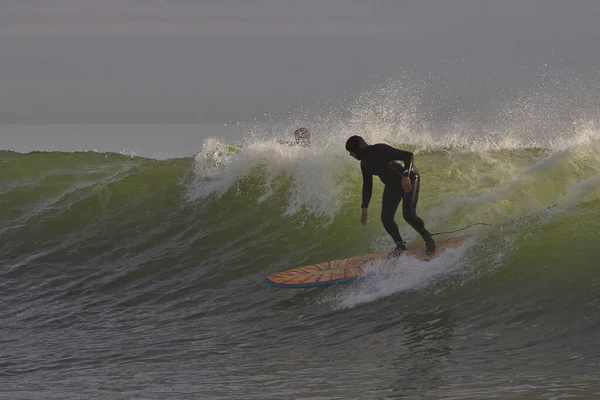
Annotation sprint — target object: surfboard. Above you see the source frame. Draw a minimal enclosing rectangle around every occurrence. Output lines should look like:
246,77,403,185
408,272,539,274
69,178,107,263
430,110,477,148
264,235,470,288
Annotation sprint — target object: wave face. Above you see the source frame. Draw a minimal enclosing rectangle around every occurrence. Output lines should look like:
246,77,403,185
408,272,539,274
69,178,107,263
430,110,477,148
2,77,600,398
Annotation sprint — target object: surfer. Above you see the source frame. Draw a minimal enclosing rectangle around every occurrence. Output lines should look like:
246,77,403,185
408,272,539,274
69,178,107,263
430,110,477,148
293,127,310,147
278,127,311,147
345,135,435,257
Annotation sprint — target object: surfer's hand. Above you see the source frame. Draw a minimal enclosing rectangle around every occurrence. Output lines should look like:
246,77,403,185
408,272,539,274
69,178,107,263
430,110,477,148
401,176,412,192
361,208,368,225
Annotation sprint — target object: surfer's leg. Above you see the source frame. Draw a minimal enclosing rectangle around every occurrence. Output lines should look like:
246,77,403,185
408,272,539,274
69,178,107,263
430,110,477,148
402,175,436,255
381,185,404,247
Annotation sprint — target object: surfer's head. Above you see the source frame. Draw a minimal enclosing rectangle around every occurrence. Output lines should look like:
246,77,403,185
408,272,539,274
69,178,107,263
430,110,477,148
294,128,310,147
345,135,368,159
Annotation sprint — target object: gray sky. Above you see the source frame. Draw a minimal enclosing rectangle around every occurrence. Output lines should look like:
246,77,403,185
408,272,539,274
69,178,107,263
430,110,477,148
2,0,600,124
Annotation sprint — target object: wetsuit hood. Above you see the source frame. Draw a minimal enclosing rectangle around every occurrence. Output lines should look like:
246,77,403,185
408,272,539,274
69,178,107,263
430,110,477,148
345,135,369,159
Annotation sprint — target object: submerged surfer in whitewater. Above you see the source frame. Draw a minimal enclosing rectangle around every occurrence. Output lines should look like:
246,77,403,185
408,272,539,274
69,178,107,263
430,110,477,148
227,127,310,153
345,135,435,258
277,127,311,147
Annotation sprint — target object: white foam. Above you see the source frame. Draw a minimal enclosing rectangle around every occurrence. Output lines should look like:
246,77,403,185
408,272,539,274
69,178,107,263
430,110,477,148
188,74,600,221
327,238,475,309
187,135,356,219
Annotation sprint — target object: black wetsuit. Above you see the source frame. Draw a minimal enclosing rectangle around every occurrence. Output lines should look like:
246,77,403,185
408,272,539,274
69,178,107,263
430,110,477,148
357,143,432,246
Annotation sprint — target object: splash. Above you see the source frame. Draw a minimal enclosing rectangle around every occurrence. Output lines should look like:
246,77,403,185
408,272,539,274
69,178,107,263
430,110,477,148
188,135,355,218
326,238,475,309
190,69,600,222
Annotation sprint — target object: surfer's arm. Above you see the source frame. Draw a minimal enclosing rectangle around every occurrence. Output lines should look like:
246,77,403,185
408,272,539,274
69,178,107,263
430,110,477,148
360,160,373,208
389,148,414,176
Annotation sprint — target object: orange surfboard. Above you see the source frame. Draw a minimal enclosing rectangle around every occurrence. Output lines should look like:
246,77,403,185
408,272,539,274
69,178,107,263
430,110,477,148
264,235,470,288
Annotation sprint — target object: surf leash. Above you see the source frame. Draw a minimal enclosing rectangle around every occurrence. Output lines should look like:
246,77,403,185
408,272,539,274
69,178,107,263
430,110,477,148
430,222,493,236
430,204,557,237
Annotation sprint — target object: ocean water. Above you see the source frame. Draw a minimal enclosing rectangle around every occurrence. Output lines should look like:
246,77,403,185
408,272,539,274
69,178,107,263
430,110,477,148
2,77,600,399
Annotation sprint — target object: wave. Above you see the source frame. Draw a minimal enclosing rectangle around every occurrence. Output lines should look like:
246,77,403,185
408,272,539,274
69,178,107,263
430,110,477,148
2,71,600,317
